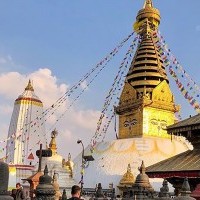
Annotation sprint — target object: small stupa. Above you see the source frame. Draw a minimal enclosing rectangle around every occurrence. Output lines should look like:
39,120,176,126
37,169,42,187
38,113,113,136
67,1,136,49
34,129,76,196
118,164,135,195
174,178,195,200
133,161,154,192
158,179,171,199
35,165,55,199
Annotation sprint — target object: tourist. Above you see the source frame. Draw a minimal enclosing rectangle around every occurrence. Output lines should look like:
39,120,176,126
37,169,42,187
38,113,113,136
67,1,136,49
11,189,17,199
68,185,81,200
15,183,25,200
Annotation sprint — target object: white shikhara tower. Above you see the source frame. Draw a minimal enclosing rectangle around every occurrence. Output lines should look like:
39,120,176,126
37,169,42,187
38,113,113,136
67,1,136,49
6,80,46,165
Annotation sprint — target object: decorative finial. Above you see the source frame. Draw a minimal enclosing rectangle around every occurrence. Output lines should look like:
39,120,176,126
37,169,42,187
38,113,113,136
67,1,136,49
143,0,153,8
25,79,34,91
134,0,160,33
51,129,58,138
44,165,48,175
53,171,58,182
68,153,71,161
127,163,131,173
49,129,58,155
138,160,146,174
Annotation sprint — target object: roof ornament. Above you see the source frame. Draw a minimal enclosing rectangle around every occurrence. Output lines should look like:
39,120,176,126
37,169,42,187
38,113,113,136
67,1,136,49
68,153,71,161
143,0,153,8
25,79,34,91
51,129,58,138
138,160,146,174
49,129,58,155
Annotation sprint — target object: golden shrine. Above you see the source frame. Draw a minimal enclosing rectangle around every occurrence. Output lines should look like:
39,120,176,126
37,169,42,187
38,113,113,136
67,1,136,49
119,164,135,186
116,0,178,139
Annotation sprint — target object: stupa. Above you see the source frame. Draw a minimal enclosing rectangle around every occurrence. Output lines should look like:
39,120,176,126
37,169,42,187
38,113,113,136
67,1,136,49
158,179,170,199
73,0,190,192
34,129,76,196
118,164,135,195
35,165,55,199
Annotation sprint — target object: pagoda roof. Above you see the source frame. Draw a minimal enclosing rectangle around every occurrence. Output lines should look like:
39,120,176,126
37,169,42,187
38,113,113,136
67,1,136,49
167,114,200,134
146,149,200,177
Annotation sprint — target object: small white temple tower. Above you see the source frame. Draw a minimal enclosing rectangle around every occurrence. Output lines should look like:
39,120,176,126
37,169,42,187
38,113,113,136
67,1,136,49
6,80,46,165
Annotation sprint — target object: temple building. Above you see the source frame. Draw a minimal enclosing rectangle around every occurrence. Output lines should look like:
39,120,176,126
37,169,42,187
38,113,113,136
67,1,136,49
3,80,76,194
4,80,46,191
6,80,46,165
73,0,190,192
146,113,200,198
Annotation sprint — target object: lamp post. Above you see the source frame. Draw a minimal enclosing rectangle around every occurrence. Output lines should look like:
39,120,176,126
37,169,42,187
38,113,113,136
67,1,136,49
77,139,94,196
77,139,85,196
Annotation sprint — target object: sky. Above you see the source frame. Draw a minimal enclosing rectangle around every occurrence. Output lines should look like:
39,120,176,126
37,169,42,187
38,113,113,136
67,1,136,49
0,0,200,159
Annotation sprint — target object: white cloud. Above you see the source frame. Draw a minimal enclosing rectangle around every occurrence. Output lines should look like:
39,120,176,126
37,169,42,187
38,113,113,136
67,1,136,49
0,68,100,159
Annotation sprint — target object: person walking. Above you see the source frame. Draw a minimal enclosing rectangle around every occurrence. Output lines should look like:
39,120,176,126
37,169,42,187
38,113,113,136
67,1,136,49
15,183,25,200
68,185,81,200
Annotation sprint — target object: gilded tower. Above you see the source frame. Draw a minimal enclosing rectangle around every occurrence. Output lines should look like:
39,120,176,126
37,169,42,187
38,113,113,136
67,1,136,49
116,0,177,139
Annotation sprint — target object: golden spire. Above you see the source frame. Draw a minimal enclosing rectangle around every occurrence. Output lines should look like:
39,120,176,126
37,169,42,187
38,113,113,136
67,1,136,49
134,0,160,34
116,0,177,139
119,164,135,185
25,79,34,91
49,129,58,155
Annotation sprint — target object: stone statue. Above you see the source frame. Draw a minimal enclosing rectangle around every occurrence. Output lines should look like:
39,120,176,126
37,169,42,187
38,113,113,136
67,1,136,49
52,171,61,200
95,183,104,198
61,189,67,200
